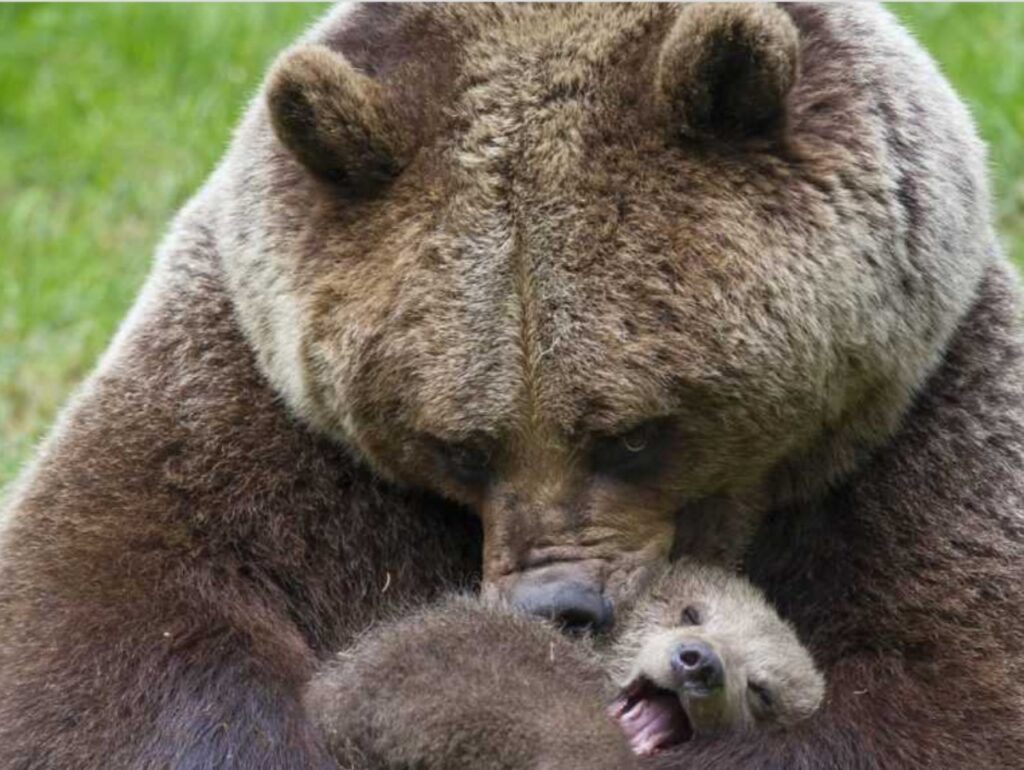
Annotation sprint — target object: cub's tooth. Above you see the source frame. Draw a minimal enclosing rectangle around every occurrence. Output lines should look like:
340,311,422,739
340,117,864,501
607,696,629,719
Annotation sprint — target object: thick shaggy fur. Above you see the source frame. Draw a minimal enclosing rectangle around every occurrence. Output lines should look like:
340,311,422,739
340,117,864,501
305,599,633,770
2,4,1023,768
308,564,825,768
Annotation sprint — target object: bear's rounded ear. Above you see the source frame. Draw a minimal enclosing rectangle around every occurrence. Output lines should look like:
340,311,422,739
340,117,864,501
266,44,409,191
657,4,799,141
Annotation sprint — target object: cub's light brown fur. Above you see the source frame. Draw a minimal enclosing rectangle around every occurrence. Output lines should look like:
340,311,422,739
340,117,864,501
305,598,634,770
2,3,1023,768
306,564,825,768
608,564,824,750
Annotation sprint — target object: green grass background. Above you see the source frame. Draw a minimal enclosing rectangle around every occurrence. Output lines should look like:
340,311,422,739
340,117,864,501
1,4,1023,487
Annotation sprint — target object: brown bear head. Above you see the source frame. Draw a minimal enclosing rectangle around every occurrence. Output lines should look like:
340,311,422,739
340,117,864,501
218,4,989,628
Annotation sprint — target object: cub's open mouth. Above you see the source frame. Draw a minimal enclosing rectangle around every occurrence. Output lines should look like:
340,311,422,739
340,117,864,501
608,677,693,756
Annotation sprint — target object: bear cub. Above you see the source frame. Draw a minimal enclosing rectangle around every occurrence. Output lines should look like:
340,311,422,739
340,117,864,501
605,564,825,756
305,562,825,767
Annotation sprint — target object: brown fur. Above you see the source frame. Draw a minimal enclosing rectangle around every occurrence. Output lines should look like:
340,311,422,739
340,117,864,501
305,598,633,770
608,563,824,740
656,4,799,139
1,3,1022,768
230,1,994,613
267,44,411,190
308,563,824,768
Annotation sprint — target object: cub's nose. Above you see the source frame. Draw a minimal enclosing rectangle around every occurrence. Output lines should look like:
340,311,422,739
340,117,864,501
671,641,724,691
511,580,614,633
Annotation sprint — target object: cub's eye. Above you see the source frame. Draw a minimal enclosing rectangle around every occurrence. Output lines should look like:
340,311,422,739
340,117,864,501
591,419,672,479
432,442,493,487
680,604,703,626
748,681,775,712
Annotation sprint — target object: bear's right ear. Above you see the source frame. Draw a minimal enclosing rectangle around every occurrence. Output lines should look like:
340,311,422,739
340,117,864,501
266,44,409,191
657,4,799,141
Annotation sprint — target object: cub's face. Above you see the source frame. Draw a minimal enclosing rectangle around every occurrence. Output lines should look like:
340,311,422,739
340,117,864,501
226,4,983,626
608,565,824,755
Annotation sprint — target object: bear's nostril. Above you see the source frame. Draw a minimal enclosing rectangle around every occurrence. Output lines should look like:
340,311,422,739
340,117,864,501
680,649,702,668
511,580,614,634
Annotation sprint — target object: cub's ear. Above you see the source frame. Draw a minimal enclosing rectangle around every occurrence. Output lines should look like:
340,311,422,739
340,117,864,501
657,4,799,141
266,44,410,190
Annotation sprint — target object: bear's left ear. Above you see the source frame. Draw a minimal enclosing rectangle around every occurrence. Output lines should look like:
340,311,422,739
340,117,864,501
266,44,411,191
656,4,799,141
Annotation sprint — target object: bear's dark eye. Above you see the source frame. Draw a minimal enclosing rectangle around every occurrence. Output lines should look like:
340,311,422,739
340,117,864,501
591,418,672,479
680,604,703,626
748,681,775,711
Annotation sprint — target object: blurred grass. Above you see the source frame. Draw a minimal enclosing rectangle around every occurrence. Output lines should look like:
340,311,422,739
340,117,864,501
1,4,1023,487
0,5,326,484
890,4,1024,268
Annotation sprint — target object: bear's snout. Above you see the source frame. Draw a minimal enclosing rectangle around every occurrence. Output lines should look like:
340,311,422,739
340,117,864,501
510,578,613,634
671,641,724,692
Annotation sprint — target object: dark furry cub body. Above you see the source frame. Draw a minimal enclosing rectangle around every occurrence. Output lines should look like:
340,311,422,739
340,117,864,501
2,4,1024,769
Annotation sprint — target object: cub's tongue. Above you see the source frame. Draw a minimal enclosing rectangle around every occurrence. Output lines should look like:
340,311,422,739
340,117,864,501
608,682,692,757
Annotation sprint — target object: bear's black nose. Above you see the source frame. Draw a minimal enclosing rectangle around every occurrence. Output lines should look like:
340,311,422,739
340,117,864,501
671,641,724,691
512,580,614,634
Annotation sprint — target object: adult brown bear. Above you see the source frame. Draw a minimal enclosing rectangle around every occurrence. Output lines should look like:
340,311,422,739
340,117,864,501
2,3,1023,768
